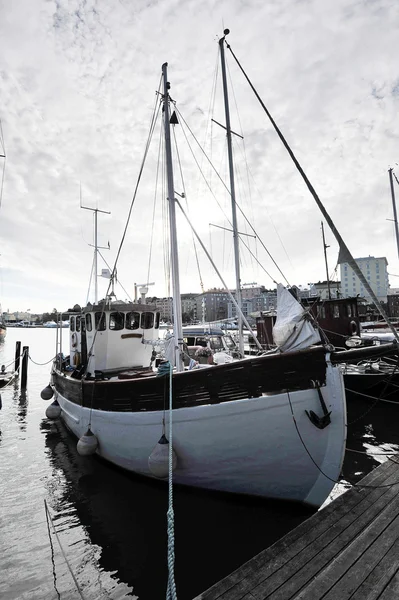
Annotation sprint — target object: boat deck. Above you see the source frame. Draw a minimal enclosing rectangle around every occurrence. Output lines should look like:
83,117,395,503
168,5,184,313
193,456,399,600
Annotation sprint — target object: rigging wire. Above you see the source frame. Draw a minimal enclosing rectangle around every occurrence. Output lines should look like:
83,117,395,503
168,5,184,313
225,39,399,340
177,109,278,285
83,76,163,423
226,51,258,274
172,126,205,293
97,250,132,301
85,255,95,306
147,115,164,292
44,500,86,600
175,106,290,286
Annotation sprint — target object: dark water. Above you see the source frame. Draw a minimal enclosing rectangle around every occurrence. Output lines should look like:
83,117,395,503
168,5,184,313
1,328,398,600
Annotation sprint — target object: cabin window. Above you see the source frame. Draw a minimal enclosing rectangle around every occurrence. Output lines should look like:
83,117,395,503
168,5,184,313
224,336,236,349
209,336,223,350
70,316,75,332
195,337,208,348
126,311,140,330
155,312,160,329
351,303,357,317
80,317,86,333
184,336,196,346
347,304,352,318
76,317,81,332
95,312,106,331
109,312,125,331
86,314,92,332
333,304,340,318
317,306,326,319
141,312,154,329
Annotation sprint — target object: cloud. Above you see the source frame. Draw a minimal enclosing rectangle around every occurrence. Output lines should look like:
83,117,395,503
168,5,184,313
1,0,399,311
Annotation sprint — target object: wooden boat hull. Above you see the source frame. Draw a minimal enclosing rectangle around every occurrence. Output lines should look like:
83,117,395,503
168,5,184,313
52,353,346,508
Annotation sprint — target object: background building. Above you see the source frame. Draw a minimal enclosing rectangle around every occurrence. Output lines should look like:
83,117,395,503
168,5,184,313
181,293,198,323
194,289,230,322
339,256,389,302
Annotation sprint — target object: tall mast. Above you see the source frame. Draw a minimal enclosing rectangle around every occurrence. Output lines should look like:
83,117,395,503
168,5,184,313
219,29,244,356
321,221,331,300
162,63,184,372
81,202,111,303
388,168,399,260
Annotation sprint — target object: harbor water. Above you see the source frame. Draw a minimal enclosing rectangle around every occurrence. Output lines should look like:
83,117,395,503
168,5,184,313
1,327,398,600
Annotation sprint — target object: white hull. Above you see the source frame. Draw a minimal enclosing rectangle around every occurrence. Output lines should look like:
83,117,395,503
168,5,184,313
54,361,346,508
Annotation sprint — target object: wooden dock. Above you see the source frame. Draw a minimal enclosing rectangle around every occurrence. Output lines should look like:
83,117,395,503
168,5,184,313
193,456,399,600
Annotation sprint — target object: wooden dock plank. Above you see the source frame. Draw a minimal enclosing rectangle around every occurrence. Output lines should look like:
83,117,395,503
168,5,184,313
293,511,399,600
194,457,399,600
224,463,399,600
250,478,399,600
350,538,399,600
196,460,399,600
378,572,399,600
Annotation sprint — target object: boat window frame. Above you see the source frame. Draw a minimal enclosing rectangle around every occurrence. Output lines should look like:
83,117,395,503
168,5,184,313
224,335,237,349
76,317,81,332
95,311,106,331
155,312,160,329
70,316,75,332
126,311,140,330
208,335,224,350
141,312,154,330
86,314,92,332
109,311,125,331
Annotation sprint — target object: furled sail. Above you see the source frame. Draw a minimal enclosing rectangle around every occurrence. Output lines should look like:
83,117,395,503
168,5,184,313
273,284,321,352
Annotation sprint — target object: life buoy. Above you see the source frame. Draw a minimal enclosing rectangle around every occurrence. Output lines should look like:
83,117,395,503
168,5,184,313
71,333,78,348
349,320,358,336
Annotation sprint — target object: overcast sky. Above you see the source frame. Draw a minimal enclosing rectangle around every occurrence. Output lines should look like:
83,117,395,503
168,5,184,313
1,0,399,313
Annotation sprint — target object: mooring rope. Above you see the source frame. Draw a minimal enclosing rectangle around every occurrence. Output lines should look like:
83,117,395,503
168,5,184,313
346,387,399,405
286,390,399,490
166,361,177,600
28,352,57,366
44,500,86,600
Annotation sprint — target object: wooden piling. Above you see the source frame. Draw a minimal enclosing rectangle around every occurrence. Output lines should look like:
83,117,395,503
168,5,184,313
21,346,29,390
15,341,21,374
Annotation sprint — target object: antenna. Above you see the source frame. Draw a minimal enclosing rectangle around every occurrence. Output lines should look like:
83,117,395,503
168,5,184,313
81,191,111,303
134,282,155,304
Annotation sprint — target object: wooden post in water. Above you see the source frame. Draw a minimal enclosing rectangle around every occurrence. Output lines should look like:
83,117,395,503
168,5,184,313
15,341,21,375
21,346,29,390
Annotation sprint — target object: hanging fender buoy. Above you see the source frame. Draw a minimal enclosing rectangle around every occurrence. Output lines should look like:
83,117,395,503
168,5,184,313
148,433,177,479
71,333,78,348
349,320,358,336
46,399,61,420
77,428,98,456
41,384,54,400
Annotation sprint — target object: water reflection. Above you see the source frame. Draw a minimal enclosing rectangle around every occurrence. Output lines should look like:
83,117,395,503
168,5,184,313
344,397,399,483
42,418,314,600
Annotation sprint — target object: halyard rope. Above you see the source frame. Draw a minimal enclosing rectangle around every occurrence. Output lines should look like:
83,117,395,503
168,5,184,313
166,361,177,600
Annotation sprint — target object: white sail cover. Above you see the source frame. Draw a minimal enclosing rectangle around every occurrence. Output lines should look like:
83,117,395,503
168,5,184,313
273,284,321,352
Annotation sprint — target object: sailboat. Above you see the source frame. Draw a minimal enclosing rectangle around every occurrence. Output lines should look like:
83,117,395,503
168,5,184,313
44,35,393,509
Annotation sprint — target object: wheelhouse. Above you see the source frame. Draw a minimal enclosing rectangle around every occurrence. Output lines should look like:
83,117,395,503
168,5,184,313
69,302,161,373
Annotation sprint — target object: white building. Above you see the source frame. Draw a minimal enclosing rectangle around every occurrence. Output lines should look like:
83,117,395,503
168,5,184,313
339,256,389,302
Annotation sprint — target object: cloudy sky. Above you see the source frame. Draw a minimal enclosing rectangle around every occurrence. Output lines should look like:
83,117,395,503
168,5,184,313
1,0,399,313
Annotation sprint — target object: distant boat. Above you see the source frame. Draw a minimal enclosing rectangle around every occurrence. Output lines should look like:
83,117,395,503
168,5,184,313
0,308,7,341
44,321,58,328
0,320,6,342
